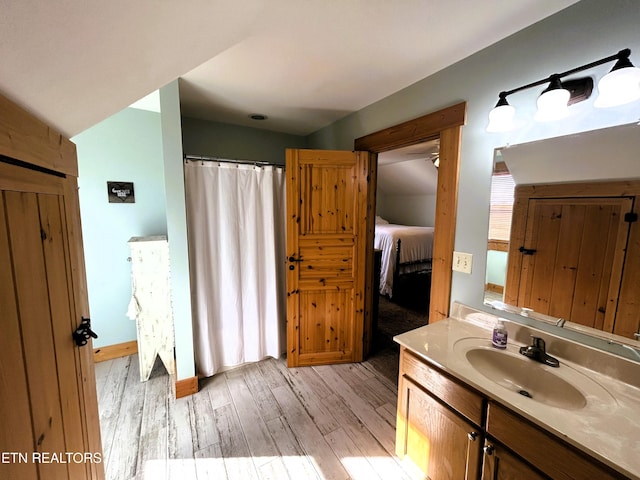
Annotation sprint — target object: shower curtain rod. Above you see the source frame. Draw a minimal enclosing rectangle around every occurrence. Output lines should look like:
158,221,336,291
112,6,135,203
184,154,284,168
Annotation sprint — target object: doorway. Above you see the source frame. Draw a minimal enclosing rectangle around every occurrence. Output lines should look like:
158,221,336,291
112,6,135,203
355,102,465,329
374,138,439,343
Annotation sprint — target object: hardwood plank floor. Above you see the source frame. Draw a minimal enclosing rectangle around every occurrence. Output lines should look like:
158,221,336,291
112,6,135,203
96,348,420,480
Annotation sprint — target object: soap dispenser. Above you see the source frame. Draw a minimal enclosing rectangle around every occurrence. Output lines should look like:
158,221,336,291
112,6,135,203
492,318,508,349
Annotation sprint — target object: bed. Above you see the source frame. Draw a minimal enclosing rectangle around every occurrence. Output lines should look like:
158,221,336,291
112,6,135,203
374,218,435,297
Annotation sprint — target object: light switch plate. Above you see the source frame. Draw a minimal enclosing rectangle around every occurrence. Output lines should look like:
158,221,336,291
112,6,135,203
452,251,473,274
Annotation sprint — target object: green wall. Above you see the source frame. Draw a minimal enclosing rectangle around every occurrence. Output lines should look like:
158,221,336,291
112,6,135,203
74,107,166,348
486,251,507,288
309,0,640,348
160,81,195,381
181,116,308,163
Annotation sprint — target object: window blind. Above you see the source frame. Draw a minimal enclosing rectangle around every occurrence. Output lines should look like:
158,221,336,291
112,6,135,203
488,163,515,242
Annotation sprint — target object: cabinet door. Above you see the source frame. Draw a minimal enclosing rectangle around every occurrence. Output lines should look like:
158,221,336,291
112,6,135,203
397,377,481,479
482,441,548,480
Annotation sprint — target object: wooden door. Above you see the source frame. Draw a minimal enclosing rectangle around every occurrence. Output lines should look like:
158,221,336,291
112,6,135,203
507,197,632,331
0,161,103,479
397,377,481,479
0,93,103,479
286,149,373,367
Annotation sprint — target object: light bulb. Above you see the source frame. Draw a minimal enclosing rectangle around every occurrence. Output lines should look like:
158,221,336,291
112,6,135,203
535,88,570,122
594,66,640,108
486,104,516,132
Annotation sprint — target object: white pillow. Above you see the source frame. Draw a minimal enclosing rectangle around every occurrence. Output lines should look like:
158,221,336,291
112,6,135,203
375,216,389,225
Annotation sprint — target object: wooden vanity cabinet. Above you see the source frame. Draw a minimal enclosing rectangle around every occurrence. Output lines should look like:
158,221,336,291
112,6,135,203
396,348,484,479
397,347,628,480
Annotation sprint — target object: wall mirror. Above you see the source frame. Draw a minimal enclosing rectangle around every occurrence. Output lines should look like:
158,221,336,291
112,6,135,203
484,122,640,347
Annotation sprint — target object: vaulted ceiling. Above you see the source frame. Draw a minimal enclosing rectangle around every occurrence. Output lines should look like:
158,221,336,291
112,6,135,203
378,139,440,195
1,1,579,138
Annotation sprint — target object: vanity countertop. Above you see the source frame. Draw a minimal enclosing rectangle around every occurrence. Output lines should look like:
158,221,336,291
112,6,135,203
394,306,640,479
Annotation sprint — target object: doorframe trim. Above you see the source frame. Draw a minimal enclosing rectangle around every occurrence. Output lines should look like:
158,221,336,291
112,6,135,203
354,102,466,323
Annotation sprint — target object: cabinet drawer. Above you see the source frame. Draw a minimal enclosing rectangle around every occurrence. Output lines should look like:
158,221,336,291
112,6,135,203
486,402,624,480
400,348,484,426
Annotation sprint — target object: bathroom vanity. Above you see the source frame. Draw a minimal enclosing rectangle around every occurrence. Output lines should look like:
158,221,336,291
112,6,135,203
394,304,640,479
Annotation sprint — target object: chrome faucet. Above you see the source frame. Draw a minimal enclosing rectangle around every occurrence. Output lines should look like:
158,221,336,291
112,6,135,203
519,336,560,368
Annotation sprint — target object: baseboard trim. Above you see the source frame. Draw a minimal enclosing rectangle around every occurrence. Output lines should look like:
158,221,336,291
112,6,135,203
175,376,199,399
93,340,138,363
485,282,504,295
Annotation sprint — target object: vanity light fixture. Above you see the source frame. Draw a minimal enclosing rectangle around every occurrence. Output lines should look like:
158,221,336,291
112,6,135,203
487,48,640,132
534,75,570,122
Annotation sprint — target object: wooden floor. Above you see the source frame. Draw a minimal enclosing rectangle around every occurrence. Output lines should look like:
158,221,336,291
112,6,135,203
95,349,421,480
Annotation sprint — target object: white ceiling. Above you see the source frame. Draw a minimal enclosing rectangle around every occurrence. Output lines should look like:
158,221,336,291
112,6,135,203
0,0,579,138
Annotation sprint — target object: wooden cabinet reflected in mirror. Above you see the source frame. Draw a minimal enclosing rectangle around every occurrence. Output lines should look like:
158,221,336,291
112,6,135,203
484,122,640,341
503,181,639,339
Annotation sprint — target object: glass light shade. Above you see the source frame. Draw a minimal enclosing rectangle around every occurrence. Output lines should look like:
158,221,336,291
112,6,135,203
594,66,640,108
486,104,516,132
534,88,570,122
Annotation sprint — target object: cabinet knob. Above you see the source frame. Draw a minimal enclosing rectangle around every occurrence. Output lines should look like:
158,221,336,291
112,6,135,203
468,432,478,441
483,444,494,456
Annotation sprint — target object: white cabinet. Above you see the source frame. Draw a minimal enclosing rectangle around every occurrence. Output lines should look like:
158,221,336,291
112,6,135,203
128,235,175,381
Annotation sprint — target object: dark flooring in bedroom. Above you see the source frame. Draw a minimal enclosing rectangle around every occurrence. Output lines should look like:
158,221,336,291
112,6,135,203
368,291,430,384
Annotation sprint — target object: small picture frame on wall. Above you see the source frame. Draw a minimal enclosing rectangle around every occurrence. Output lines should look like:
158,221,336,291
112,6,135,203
107,181,135,203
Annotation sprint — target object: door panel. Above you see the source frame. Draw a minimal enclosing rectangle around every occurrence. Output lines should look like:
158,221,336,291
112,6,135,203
39,194,88,479
0,160,103,480
5,191,70,479
286,149,371,367
0,194,40,480
511,197,631,331
299,289,352,356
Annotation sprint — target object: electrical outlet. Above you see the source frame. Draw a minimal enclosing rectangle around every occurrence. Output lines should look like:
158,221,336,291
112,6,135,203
452,251,473,274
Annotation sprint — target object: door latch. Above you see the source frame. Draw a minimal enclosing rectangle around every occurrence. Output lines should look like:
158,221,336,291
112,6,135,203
288,255,303,270
519,246,537,255
73,317,98,347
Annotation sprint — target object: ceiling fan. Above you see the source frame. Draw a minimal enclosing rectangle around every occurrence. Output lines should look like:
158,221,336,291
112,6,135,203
429,150,440,168
403,139,440,168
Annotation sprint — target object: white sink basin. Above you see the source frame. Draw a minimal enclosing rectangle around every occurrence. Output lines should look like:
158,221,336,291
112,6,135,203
465,347,586,409
454,338,616,411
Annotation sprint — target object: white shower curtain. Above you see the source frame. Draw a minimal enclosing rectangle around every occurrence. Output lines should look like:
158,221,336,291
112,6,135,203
184,160,286,377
